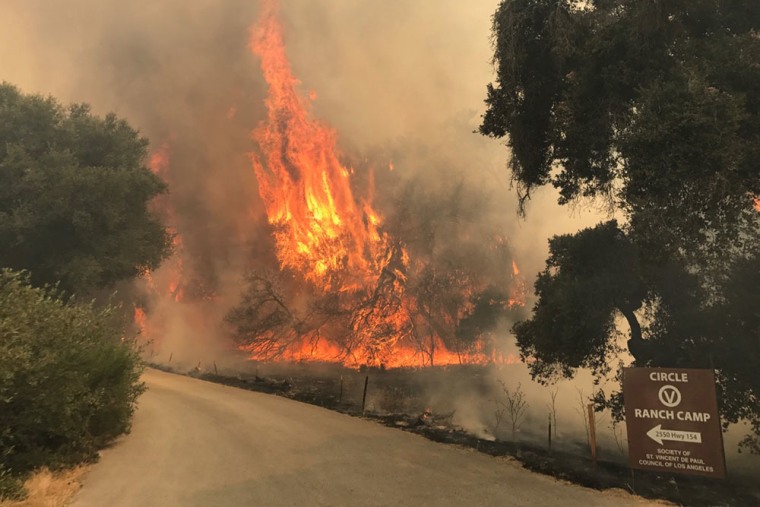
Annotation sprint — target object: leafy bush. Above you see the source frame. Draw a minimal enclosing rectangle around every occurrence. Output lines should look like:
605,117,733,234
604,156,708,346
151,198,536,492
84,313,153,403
0,269,145,487
0,464,24,500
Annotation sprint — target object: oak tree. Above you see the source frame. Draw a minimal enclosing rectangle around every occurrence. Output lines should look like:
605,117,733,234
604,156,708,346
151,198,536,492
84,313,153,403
481,0,760,448
0,83,171,294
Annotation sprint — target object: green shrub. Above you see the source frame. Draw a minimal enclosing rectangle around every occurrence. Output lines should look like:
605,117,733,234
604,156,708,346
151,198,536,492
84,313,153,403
0,269,145,485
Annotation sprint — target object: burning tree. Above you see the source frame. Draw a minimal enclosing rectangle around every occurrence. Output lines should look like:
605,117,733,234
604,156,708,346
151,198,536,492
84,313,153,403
228,236,523,368
226,0,525,368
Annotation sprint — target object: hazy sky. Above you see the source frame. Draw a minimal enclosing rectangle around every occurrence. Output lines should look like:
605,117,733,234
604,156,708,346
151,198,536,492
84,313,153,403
0,0,605,279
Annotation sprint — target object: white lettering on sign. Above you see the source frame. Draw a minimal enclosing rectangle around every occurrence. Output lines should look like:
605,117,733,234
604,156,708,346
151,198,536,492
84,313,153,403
634,408,675,419
649,372,689,383
677,411,711,422
633,408,712,423
647,424,702,445
638,449,709,472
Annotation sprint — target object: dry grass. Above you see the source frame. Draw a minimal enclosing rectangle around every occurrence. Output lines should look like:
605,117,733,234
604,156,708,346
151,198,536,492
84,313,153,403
0,467,89,507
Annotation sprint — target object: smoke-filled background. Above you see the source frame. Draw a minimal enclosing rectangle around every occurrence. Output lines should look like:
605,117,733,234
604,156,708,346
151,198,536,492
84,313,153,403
7,0,752,472
0,0,603,271
0,0,599,359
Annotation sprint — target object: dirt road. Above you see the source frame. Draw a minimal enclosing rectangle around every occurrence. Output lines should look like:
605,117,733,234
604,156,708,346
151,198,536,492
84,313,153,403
71,368,652,506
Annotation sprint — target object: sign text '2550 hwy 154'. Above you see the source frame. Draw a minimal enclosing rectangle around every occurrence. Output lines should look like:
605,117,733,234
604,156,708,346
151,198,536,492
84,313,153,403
623,368,725,478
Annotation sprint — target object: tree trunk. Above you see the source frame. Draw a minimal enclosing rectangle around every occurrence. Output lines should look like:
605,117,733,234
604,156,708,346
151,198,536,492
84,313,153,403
429,328,435,367
619,306,648,363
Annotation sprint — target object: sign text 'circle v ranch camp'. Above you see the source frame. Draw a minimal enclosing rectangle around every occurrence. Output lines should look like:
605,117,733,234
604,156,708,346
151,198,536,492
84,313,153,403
623,368,725,478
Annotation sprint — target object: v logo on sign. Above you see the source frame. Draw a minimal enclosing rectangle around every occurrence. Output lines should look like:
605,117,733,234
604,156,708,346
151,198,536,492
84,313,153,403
658,385,682,408
662,389,678,404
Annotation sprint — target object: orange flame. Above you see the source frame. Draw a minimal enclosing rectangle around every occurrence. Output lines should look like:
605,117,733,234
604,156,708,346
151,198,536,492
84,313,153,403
145,141,184,302
249,0,388,291
243,1,524,369
149,143,170,179
133,142,185,349
252,334,521,369
508,259,527,308
134,306,148,337
133,1,525,369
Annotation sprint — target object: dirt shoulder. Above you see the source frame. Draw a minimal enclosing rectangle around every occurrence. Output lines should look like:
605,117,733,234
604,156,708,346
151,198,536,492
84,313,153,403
0,467,87,507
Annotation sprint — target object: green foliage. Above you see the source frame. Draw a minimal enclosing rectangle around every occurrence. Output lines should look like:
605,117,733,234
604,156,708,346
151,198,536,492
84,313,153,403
514,221,639,380
0,269,145,484
483,1,760,450
0,83,172,294
481,0,564,198
709,255,760,440
482,1,760,233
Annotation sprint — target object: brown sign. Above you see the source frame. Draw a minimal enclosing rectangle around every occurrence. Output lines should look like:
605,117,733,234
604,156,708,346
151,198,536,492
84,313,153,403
623,367,725,478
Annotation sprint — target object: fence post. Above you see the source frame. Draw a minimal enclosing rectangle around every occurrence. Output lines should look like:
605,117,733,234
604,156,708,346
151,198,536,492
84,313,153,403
361,375,369,414
587,403,597,464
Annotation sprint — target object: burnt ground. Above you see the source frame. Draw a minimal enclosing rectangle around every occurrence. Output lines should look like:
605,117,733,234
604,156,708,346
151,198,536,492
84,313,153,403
149,362,760,507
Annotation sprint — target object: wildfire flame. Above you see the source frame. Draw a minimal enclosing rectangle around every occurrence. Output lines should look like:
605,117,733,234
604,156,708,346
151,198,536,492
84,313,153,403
132,0,525,369
243,0,524,368
508,260,526,308
133,142,185,347
249,0,387,291
133,306,148,337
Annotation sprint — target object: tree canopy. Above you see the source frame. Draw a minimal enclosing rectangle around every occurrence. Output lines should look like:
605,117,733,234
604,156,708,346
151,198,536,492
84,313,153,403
0,83,171,294
481,0,760,449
